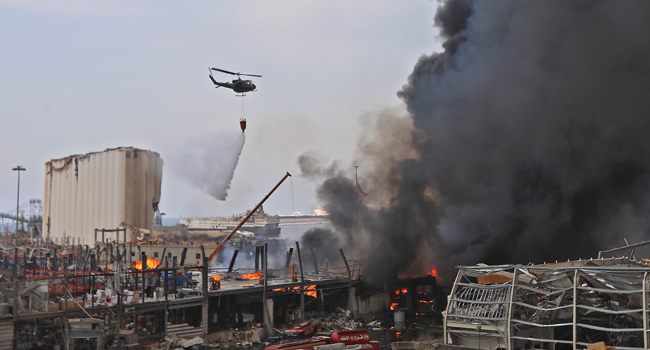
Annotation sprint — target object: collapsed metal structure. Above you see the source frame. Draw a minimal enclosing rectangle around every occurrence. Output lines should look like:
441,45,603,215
444,257,650,350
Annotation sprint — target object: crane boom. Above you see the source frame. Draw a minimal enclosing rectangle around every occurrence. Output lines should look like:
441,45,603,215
206,172,292,264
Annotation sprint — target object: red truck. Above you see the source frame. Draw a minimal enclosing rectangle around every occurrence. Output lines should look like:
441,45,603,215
283,322,316,339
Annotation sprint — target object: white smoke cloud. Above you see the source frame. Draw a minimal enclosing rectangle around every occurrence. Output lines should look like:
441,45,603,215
172,131,246,201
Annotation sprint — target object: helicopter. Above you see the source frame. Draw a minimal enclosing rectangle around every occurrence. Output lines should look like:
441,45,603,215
208,67,262,95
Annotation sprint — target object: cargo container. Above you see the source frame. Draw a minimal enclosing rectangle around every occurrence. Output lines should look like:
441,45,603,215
43,147,163,244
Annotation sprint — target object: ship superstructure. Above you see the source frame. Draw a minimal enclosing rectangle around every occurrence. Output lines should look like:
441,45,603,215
180,206,280,237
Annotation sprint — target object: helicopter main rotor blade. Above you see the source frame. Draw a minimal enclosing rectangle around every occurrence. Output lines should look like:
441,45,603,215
211,68,238,76
238,73,262,78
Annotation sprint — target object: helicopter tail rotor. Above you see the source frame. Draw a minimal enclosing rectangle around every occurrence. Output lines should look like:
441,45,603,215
208,73,219,86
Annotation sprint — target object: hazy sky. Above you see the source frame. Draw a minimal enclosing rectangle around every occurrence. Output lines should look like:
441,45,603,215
0,1,442,219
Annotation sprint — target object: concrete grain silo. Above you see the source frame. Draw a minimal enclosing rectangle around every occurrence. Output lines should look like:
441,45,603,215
42,147,163,244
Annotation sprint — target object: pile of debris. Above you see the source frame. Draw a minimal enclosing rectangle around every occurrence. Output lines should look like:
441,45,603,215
290,311,361,336
157,335,206,350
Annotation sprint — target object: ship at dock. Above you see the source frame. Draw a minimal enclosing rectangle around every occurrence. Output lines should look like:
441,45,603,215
180,207,331,237
278,207,330,225
179,206,281,237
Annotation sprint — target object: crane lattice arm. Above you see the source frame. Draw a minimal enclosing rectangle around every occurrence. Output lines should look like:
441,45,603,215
206,172,292,264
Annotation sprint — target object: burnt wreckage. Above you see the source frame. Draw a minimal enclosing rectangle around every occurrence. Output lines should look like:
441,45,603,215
444,254,650,350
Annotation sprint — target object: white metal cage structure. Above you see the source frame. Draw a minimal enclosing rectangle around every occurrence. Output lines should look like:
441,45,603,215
444,258,650,350
43,147,163,244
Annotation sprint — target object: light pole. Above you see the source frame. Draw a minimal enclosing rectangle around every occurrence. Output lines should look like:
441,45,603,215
12,166,26,243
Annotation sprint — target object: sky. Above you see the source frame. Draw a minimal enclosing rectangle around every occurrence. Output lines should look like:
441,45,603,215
0,1,442,219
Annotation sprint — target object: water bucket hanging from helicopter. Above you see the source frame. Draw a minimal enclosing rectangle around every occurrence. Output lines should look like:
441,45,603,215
240,118,246,131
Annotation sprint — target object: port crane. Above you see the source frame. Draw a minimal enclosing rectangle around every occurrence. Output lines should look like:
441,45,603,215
205,172,291,264
0,199,43,237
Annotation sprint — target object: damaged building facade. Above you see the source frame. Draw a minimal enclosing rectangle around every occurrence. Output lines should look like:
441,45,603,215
444,253,650,350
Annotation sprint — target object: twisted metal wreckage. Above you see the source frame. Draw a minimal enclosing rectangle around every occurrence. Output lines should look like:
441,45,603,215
444,242,650,350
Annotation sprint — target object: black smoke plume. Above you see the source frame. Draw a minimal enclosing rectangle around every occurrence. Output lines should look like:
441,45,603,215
300,227,342,272
301,0,650,283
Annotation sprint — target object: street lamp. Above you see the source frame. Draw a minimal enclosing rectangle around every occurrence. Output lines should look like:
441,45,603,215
12,166,26,242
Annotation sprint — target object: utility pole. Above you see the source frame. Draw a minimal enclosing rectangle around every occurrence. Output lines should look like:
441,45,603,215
355,166,359,194
12,166,25,244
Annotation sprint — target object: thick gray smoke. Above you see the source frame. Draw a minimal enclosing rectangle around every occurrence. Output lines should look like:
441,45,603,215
301,0,650,283
300,227,342,272
173,131,245,200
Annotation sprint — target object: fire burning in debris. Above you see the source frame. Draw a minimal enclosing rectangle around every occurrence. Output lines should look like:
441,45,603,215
212,275,222,281
390,288,409,310
241,272,263,280
273,285,318,298
132,258,161,270
305,285,317,297
397,267,439,280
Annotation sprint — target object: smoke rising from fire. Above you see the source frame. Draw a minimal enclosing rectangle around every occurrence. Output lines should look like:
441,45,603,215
173,131,245,201
300,0,650,283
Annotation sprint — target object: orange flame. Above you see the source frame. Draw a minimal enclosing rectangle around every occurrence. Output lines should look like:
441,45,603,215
212,275,222,281
241,272,264,280
397,267,440,279
390,302,399,310
401,288,408,294
132,258,161,270
305,285,317,297
272,285,317,297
